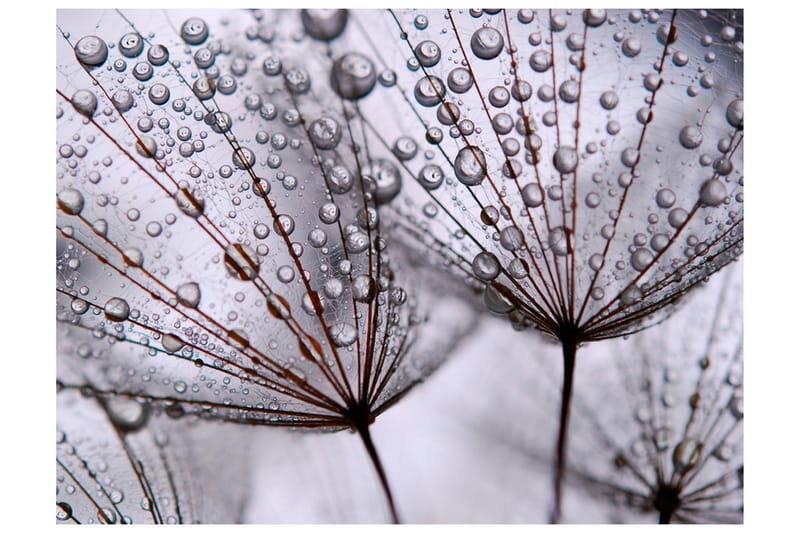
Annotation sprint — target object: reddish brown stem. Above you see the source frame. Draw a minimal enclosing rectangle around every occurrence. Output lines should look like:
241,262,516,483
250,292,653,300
356,423,400,524
550,336,578,524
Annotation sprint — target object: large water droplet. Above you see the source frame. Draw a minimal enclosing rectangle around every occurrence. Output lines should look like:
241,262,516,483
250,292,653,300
672,438,702,474
365,159,402,204
104,297,130,322
161,333,185,353
414,40,441,67
630,248,654,272
454,146,486,186
472,251,501,281
521,183,544,207
352,275,376,302
414,75,446,107
74,35,108,67
57,188,84,215
309,117,342,150
328,322,358,347
284,67,311,94
679,125,703,149
301,9,348,41
71,89,97,117
447,67,473,93
417,164,444,190
118,32,143,58
176,282,201,308
553,146,578,173
331,52,376,100
471,27,504,59
699,178,727,207
726,99,743,129
548,226,570,256
224,244,260,280
174,186,205,218
180,17,209,45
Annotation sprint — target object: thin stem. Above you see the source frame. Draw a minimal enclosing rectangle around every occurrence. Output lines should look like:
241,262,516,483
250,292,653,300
356,423,400,524
550,335,578,524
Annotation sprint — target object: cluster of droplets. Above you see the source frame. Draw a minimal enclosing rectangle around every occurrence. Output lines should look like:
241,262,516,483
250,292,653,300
56,8,742,524
56,8,483,452
349,8,744,340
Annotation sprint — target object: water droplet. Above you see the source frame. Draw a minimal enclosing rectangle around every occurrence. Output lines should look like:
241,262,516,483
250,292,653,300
224,243,260,280
447,67,473,93
71,89,97,118
352,275,376,302
326,165,353,194
174,186,205,218
621,147,639,167
488,86,510,108
318,202,340,224
136,136,157,158
118,32,143,58
284,67,311,94
329,322,357,347
56,502,73,521
656,188,676,208
111,89,134,113
620,284,642,305
500,226,524,251
548,226,570,256
699,178,727,207
74,35,108,67
472,251,501,281
553,146,578,173
104,297,130,322
521,183,544,207
471,27,504,59
365,159,402,204
123,247,144,267
650,233,670,252
454,146,486,186
417,164,444,190
301,9,348,41
414,40,441,67
176,282,201,308
583,9,607,26
529,50,552,72
277,265,295,283
414,75,446,107
558,80,579,103
668,207,688,228
147,44,169,66
630,248,654,272
392,136,418,161
232,146,256,170
161,333,185,353
331,52,376,100
345,231,370,253
622,37,641,57
180,17,209,45
679,125,703,149
309,117,342,150
57,188,84,215
672,439,702,474
726,99,743,129
70,297,89,315
192,77,216,100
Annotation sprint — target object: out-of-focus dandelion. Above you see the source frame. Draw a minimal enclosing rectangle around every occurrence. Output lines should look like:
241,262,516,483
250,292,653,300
462,261,742,523
57,387,251,524
333,8,743,520
56,9,477,523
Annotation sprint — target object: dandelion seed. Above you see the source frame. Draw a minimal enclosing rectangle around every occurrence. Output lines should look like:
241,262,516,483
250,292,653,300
347,8,743,521
56,9,478,523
